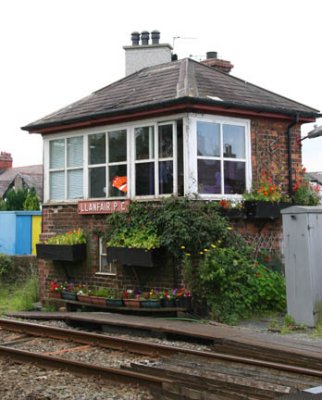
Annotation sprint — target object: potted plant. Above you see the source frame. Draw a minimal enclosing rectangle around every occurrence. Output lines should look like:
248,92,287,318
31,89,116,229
243,171,291,219
123,288,141,308
140,288,161,308
61,282,79,301
106,226,162,267
161,288,177,308
175,288,192,309
76,285,93,304
106,288,123,308
48,280,64,299
89,287,111,306
36,229,87,262
292,167,321,205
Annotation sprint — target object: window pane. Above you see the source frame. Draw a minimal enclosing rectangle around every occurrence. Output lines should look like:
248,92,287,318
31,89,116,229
67,169,83,199
50,171,65,200
197,122,220,157
89,133,106,165
109,164,127,197
135,126,154,160
67,137,83,167
89,167,106,198
159,161,173,194
223,125,245,159
224,161,246,194
50,139,65,169
198,159,221,194
158,125,173,158
109,130,127,163
135,162,155,195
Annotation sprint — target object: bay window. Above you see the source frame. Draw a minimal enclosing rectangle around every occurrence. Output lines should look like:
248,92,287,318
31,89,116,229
46,115,250,202
196,119,249,196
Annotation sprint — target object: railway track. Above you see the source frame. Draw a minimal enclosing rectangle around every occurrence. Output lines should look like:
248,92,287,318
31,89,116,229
0,318,321,399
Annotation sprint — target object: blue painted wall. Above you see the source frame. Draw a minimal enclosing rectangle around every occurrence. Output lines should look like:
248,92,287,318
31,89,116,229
0,211,42,255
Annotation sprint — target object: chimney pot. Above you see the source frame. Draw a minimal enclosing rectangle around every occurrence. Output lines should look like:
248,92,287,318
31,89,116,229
207,51,218,59
141,31,150,45
131,31,140,46
0,152,13,170
151,30,160,45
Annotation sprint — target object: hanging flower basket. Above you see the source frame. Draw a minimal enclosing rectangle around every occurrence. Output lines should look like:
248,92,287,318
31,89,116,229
36,243,87,262
106,247,163,267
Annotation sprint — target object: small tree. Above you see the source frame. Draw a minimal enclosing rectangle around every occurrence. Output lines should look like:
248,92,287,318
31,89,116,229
23,188,40,210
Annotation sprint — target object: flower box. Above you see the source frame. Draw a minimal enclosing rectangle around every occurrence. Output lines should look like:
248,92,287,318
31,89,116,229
77,294,93,304
61,290,77,301
176,297,192,309
107,299,123,307
243,201,291,220
90,296,107,306
123,299,141,308
36,243,86,262
49,291,62,299
161,299,175,308
140,299,161,308
106,247,162,267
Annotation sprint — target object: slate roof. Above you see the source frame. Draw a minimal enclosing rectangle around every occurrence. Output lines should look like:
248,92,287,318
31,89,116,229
0,165,43,201
22,58,320,132
307,171,322,185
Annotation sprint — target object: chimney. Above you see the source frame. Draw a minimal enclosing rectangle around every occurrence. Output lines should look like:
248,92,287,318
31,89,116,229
202,51,234,74
123,30,173,76
0,152,13,170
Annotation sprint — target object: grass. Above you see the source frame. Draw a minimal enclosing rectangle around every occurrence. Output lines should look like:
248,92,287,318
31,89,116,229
0,276,39,314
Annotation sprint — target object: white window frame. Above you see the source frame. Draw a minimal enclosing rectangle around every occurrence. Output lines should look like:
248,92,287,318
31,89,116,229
96,237,117,275
184,114,252,200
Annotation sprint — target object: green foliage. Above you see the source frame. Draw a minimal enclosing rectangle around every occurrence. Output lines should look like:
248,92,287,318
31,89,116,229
4,188,28,210
292,184,320,205
0,276,39,313
0,254,13,279
186,246,286,324
46,228,86,245
1,187,40,211
105,198,231,257
23,188,40,210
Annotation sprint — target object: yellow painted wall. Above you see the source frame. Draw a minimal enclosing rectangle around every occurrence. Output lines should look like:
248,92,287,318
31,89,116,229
32,215,42,255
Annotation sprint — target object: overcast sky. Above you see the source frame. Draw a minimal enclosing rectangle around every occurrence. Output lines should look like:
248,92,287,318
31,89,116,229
1,0,321,171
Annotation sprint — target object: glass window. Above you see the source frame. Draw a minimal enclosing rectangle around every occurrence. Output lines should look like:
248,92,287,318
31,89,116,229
50,139,65,169
159,161,173,194
89,133,105,165
159,125,173,158
136,162,155,195
109,164,127,197
198,160,221,194
135,126,154,160
68,169,83,199
197,122,220,157
109,130,127,162
99,238,117,274
50,171,65,200
223,125,245,159
67,137,83,167
197,120,247,196
49,137,84,201
89,167,106,198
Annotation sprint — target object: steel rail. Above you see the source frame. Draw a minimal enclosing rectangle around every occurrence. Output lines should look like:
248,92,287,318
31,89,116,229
0,344,172,387
1,318,322,379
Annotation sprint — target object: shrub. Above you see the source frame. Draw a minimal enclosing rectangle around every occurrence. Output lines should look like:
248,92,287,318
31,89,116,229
186,246,286,324
0,254,13,279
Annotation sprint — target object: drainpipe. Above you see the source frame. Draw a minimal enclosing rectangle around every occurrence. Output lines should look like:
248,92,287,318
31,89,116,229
287,114,299,199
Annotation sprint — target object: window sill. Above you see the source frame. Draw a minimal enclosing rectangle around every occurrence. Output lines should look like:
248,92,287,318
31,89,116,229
95,272,117,276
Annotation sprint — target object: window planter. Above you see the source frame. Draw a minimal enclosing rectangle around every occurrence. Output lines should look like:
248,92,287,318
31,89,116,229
243,201,291,220
36,243,86,262
106,247,162,267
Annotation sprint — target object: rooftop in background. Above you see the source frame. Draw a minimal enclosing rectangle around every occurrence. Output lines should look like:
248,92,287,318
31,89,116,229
307,171,322,186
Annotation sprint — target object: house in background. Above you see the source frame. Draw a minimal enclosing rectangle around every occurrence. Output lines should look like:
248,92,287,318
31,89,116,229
307,171,322,202
0,152,42,255
22,31,320,300
0,152,43,202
